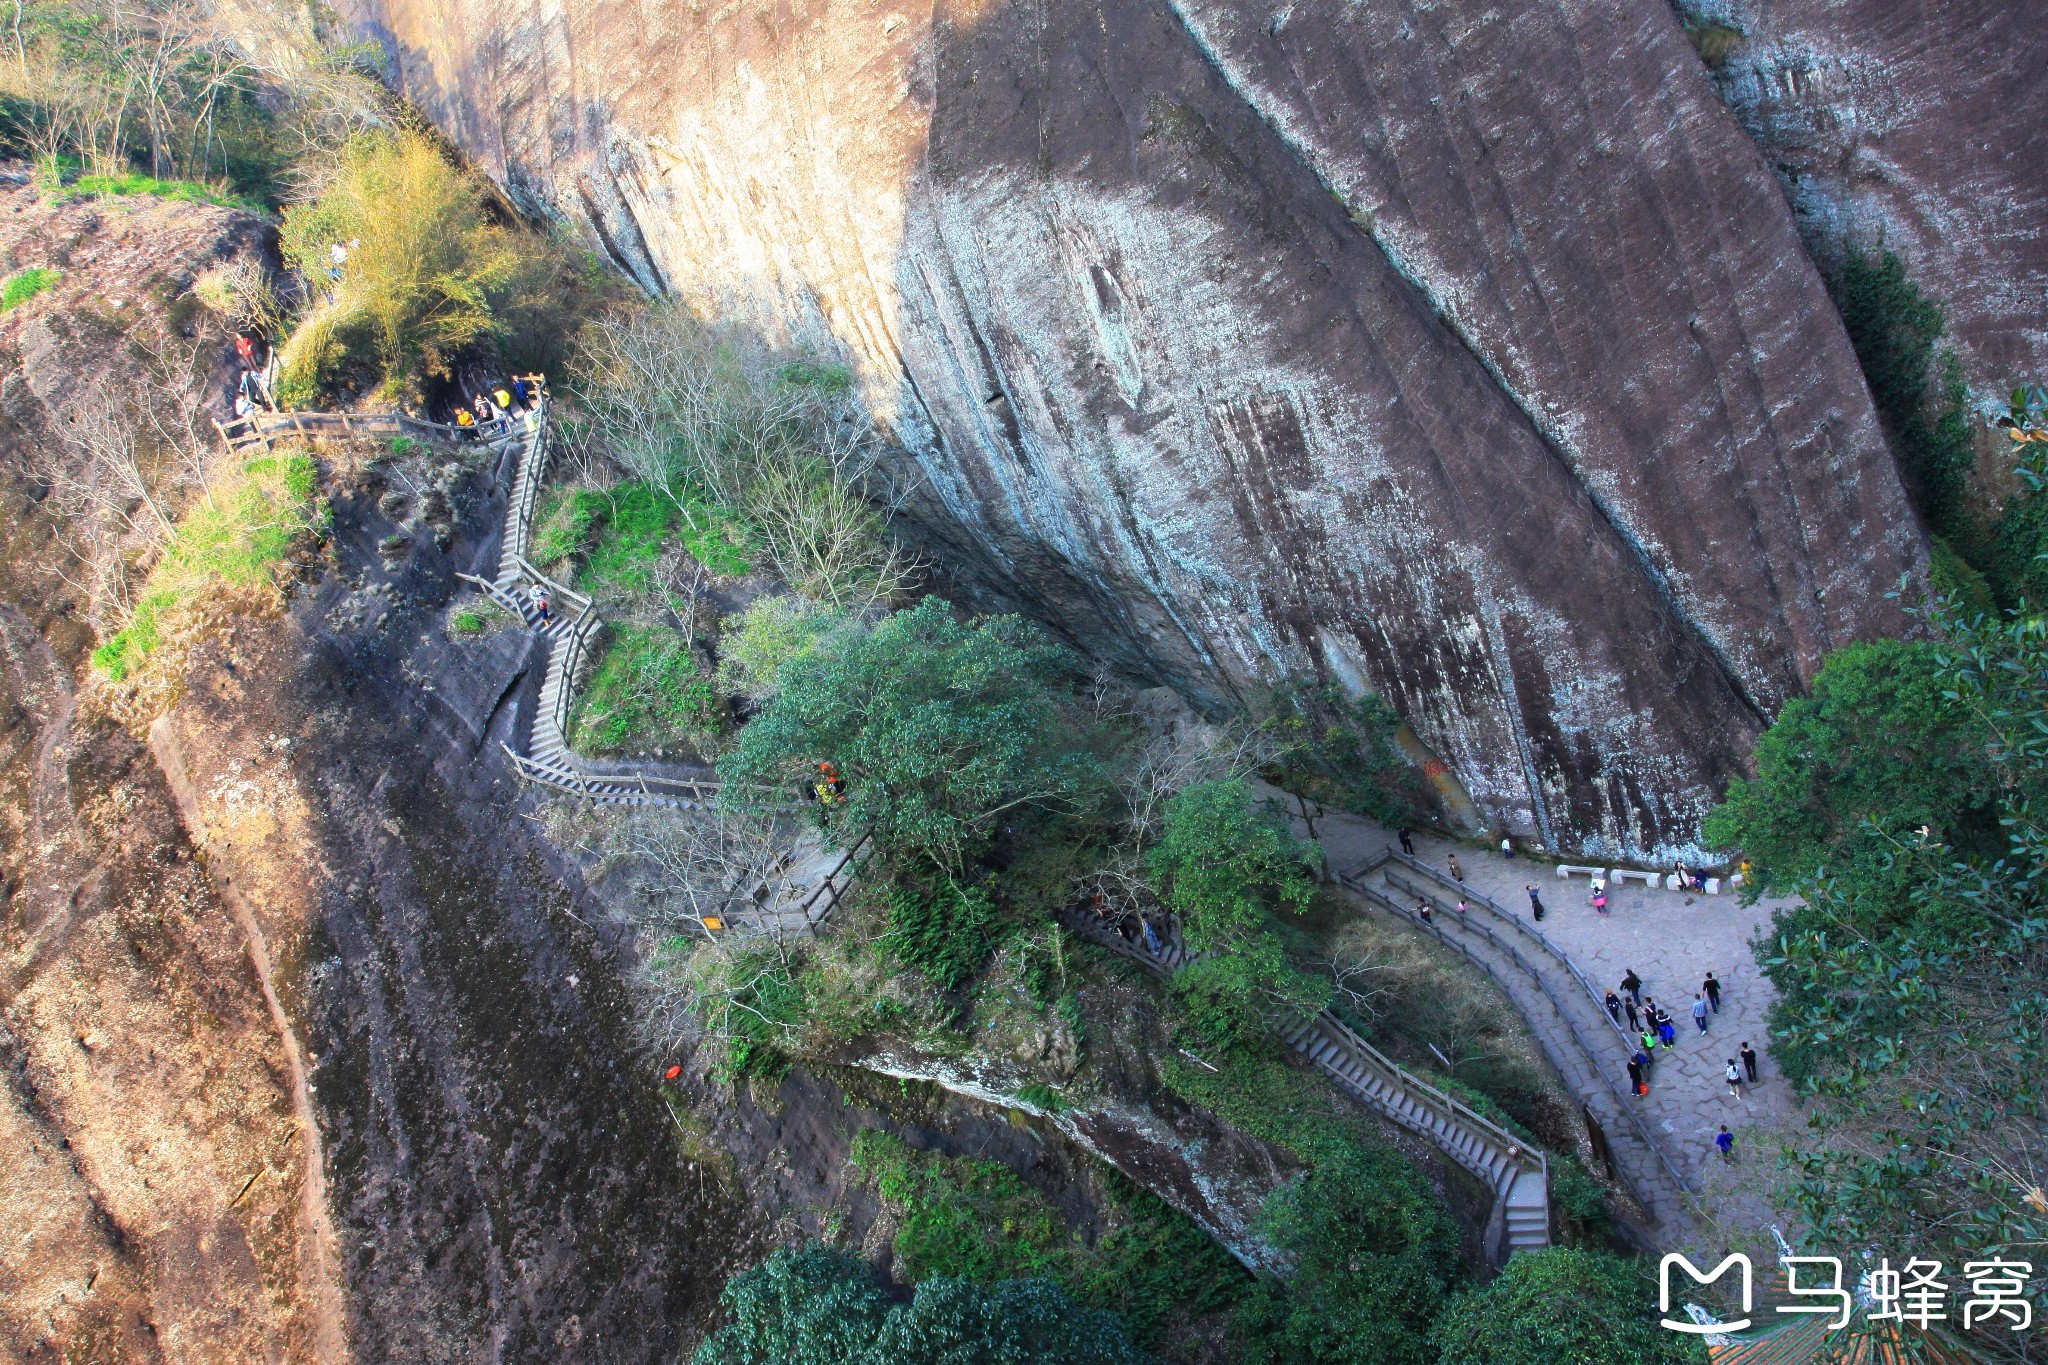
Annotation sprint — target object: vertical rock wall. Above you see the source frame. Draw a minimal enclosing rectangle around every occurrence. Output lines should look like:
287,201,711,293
333,0,1927,858
1681,0,2048,403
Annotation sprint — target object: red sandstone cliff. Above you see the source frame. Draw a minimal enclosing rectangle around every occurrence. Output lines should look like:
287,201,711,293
334,0,1932,856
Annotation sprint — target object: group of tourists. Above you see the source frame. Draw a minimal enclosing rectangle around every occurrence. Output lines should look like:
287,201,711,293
453,376,541,436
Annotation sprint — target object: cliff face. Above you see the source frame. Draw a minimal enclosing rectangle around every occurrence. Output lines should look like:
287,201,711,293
336,0,1926,857
1686,0,2048,400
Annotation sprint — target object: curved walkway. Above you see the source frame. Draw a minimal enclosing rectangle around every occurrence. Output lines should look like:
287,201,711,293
1057,906,1554,1263
1303,804,1800,1253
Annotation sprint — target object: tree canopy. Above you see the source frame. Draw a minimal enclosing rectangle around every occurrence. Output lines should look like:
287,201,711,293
1431,1249,1704,1365
1707,607,2048,1273
1240,1146,1461,1365
692,1247,1144,1365
1147,778,1326,1046
718,597,1100,871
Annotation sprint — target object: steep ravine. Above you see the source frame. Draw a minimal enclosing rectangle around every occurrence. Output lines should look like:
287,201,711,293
331,0,1929,859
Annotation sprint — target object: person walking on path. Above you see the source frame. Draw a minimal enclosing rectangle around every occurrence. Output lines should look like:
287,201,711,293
1703,972,1722,1013
1740,1042,1759,1084
1620,969,1642,1005
1500,834,1515,859
1447,854,1463,882
1525,885,1545,922
1640,1027,1658,1057
1656,1006,1676,1048
1632,1046,1654,1082
1415,896,1433,925
1692,993,1710,1035
1454,898,1469,916
1626,1057,1644,1096
1624,996,1641,1032
530,583,552,627
1604,990,1622,1025
1398,827,1415,856
1591,879,1608,914
1142,918,1162,955
1725,1059,1743,1098
1716,1126,1735,1161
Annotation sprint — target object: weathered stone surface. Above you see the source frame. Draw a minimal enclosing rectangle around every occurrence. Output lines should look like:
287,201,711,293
335,0,1927,857
1686,0,2048,399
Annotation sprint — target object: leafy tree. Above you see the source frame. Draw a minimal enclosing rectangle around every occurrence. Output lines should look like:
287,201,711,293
1702,637,2000,891
1147,778,1327,1045
1431,1249,1703,1365
719,598,1100,872
693,1247,1143,1365
1263,681,1416,824
694,1246,894,1365
1709,606,2048,1279
280,130,579,392
1239,1146,1459,1365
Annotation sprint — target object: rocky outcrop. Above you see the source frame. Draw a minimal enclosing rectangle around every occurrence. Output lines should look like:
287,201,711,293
333,0,1927,856
1682,0,2048,401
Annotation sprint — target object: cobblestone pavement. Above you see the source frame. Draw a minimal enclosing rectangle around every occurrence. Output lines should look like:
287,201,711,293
1279,790,1810,1252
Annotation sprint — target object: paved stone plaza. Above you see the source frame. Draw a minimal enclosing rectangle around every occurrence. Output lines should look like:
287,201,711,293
1290,798,1807,1251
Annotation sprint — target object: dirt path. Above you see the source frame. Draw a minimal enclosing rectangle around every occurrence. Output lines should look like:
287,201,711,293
0,603,100,988
149,717,354,1364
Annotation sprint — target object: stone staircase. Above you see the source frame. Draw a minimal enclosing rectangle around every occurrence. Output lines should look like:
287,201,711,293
445,388,721,808
1058,907,1553,1263
1337,849,1696,1244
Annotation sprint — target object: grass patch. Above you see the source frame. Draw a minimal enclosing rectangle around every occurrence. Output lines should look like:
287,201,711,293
63,170,261,212
847,1130,1248,1352
91,453,318,681
568,621,724,753
0,266,59,311
535,481,756,596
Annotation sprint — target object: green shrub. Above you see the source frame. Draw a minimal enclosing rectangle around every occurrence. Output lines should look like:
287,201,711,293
845,1132,1246,1351
1149,778,1327,1046
719,597,1101,872
1263,681,1416,824
1833,249,1975,539
880,879,1007,992
279,130,583,388
272,300,361,408
569,622,724,754
530,486,603,568
1702,637,2001,895
1242,1146,1460,1365
0,265,59,311
851,1131,1069,1283
1432,1249,1704,1365
92,453,317,679
716,594,845,700
691,1246,1144,1365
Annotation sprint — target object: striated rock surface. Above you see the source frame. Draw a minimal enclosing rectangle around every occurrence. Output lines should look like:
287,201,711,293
1684,0,2048,400
336,0,1928,856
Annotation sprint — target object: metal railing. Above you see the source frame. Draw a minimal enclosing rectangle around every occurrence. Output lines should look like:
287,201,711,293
499,743,721,803
1341,853,1694,1202
1375,851,1655,1060
1057,905,1547,1199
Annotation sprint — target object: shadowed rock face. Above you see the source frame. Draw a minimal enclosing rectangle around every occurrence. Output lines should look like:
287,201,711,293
1688,0,2048,399
333,0,1926,857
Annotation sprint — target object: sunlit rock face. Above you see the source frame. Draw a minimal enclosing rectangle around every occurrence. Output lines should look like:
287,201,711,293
1684,0,2048,403
332,0,1927,859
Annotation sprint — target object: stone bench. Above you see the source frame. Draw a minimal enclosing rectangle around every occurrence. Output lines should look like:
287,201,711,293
1555,864,1609,881
1608,867,1661,889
